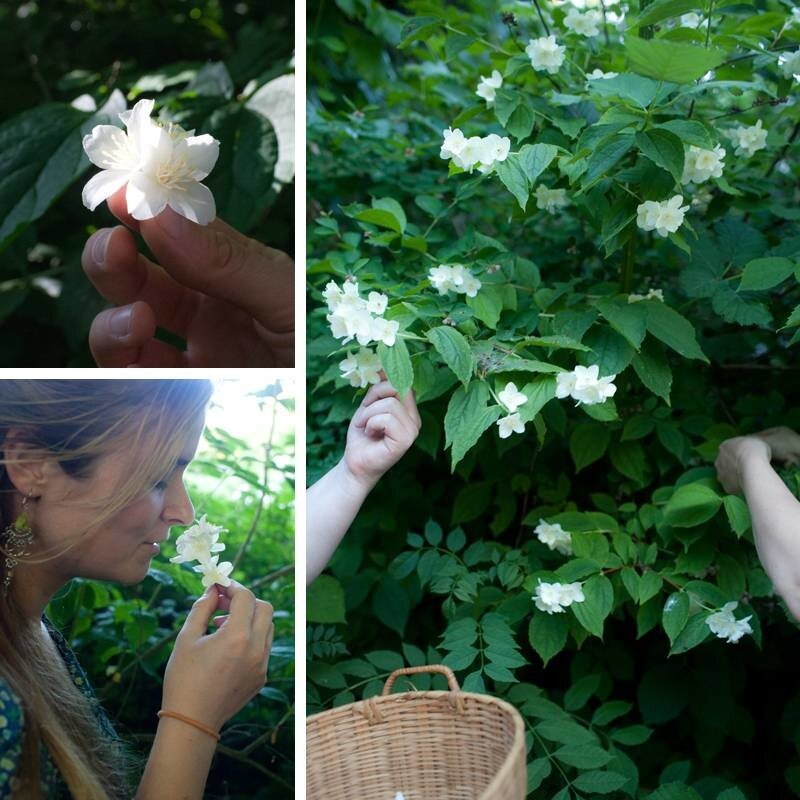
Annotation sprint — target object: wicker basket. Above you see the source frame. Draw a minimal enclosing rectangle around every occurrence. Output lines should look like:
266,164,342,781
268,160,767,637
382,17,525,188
307,664,526,800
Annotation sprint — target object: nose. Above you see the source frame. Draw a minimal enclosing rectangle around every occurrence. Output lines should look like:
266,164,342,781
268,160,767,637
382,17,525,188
162,480,194,526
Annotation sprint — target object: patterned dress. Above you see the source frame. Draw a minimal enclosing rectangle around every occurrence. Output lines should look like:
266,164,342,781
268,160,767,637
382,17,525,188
0,616,120,799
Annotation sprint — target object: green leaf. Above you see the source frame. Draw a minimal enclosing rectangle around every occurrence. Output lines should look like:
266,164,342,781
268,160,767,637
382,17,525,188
669,613,711,655
587,73,667,108
738,257,795,291
426,326,474,386
596,298,648,350
570,423,612,472
645,301,708,362
632,339,673,404
372,577,409,635
656,119,714,149
586,133,636,183
354,197,407,233
712,285,772,327
572,574,614,638
443,382,503,470
495,155,529,211
378,338,414,397
0,104,96,249
634,0,707,27
610,725,653,745
518,143,559,184
662,591,690,645
723,495,751,537
610,440,647,484
572,770,629,793
398,16,441,48
467,285,504,328
636,129,685,184
663,482,722,527
307,575,346,624
624,36,728,84
648,784,703,800
554,744,613,769
592,701,633,726
528,612,569,666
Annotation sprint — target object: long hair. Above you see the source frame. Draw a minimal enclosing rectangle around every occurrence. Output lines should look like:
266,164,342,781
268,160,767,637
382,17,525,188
0,379,213,799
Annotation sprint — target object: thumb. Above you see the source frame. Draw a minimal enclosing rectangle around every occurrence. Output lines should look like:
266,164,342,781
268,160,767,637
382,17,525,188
180,586,220,638
139,207,294,333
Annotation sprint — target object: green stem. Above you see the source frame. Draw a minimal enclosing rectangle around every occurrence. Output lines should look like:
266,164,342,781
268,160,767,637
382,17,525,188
705,0,715,47
620,234,636,294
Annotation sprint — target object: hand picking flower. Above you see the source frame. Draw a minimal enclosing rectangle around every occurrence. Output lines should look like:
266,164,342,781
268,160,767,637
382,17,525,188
556,364,617,406
82,98,220,225
730,119,768,158
533,580,585,614
339,348,383,388
526,36,566,74
636,195,690,238
427,264,481,298
705,602,753,644
534,520,573,556
476,70,503,104
325,280,399,347
169,514,233,589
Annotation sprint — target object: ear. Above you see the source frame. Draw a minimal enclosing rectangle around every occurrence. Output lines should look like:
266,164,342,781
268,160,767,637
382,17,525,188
2,429,53,498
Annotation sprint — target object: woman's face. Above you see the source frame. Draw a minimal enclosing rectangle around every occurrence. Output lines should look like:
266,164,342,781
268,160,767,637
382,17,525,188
31,415,204,586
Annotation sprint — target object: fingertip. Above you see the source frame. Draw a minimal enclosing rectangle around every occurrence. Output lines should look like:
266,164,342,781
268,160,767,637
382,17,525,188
108,185,141,232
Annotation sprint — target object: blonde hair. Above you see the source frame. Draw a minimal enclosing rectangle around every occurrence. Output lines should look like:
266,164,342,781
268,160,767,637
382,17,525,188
0,379,213,799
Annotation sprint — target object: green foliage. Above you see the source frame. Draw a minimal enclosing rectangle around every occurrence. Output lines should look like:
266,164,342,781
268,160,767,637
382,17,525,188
48,391,295,798
0,0,293,365
308,0,800,796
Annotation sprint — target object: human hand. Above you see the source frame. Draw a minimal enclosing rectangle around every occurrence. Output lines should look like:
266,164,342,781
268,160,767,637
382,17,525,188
163,581,274,731
715,435,772,495
751,426,800,465
342,381,421,490
81,187,294,367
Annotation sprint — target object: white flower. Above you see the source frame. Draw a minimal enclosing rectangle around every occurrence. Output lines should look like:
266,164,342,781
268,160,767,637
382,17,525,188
533,580,585,614
194,555,234,589
556,364,617,405
479,133,510,170
370,316,400,347
497,413,525,439
82,98,220,224
427,264,481,298
564,8,602,36
586,69,618,80
682,144,726,185
534,186,569,214
705,602,753,644
440,128,510,173
628,288,664,303
440,127,468,161
526,36,566,74
681,12,702,27
170,514,226,565
476,70,503,104
339,348,382,388
636,195,689,237
245,73,295,184
366,292,388,315
325,279,398,348
498,382,528,413
731,119,768,157
534,520,572,556
778,48,800,81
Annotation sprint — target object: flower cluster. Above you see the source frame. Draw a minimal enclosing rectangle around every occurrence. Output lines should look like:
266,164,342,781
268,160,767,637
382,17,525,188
731,119,768,157
534,520,572,556
705,602,753,644
495,382,527,439
526,36,566,74
556,365,617,406
564,8,601,36
534,186,569,214
682,144,726,185
779,48,800,81
440,128,510,173
628,288,664,303
324,280,398,347
636,195,690,238
82,98,220,225
428,264,481,297
586,69,618,80
533,580,585,614
339,348,382,388
170,515,233,590
476,70,503,104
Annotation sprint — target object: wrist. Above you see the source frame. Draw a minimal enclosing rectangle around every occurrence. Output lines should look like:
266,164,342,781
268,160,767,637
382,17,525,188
737,437,772,482
336,457,380,497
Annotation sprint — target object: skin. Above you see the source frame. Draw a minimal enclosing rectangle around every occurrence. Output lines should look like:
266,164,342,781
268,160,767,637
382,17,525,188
715,427,800,620
81,187,294,368
306,381,421,584
4,417,274,799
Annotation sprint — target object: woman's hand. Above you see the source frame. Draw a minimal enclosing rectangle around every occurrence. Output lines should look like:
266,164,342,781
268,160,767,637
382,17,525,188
342,381,422,492
715,436,771,495
162,580,274,731
81,188,294,367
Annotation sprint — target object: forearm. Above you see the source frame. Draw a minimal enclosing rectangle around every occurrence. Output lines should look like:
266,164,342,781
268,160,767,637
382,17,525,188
740,452,800,618
306,458,374,585
136,717,217,800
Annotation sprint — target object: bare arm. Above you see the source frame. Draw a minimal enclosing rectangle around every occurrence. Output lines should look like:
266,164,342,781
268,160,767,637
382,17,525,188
306,381,421,585
716,428,800,620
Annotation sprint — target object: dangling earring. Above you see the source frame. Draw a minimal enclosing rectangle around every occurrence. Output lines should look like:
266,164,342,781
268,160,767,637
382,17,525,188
2,492,34,595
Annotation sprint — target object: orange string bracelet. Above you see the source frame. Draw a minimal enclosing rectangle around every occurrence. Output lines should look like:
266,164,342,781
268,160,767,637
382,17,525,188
157,710,221,742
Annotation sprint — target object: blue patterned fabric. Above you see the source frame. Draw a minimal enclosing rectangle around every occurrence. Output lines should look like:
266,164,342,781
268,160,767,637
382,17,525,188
0,616,119,798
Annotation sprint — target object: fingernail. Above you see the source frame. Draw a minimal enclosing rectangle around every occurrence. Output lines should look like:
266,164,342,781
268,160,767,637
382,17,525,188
91,228,113,265
157,207,190,238
109,307,133,337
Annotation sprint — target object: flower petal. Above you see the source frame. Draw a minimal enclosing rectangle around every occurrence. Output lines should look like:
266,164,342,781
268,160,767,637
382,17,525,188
179,134,220,181
121,98,158,157
167,181,216,225
126,172,168,220
82,125,136,170
81,169,129,211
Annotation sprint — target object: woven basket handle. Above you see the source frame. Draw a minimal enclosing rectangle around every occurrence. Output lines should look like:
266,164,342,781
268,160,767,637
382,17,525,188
381,665,461,696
